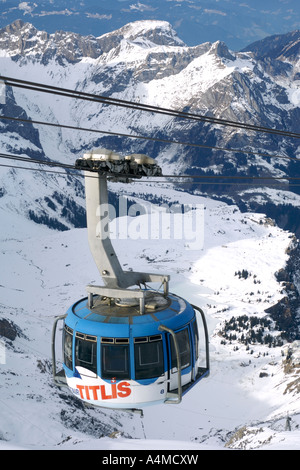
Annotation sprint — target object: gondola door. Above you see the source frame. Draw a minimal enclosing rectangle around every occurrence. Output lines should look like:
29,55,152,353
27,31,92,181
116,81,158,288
168,327,192,392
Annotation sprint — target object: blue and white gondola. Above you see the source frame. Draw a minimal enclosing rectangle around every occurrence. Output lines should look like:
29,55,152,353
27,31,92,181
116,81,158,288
52,149,209,410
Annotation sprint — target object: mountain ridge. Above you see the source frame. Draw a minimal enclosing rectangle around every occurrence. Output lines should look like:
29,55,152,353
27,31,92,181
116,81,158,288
0,19,185,63
0,19,300,237
242,30,300,63
1,0,300,51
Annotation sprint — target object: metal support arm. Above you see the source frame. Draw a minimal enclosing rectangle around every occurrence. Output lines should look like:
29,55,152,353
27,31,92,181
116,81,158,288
51,314,67,386
84,161,169,293
158,324,182,404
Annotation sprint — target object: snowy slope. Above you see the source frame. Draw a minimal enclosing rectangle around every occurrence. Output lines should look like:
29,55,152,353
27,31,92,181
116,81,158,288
0,182,299,450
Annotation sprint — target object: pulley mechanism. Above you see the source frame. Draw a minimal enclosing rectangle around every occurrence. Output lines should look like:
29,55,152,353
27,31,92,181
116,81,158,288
75,148,162,182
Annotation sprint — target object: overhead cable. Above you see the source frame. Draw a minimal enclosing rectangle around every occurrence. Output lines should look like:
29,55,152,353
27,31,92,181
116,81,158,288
0,114,299,164
2,162,300,188
0,153,299,185
2,75,300,139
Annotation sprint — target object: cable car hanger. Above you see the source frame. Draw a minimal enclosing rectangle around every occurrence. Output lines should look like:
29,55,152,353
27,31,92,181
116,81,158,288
75,148,169,311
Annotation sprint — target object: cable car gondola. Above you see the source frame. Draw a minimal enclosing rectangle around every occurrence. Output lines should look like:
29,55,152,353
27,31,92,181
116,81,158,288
52,148,209,410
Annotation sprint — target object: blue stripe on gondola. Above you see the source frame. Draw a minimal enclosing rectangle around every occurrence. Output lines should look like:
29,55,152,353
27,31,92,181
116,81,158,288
66,293,195,338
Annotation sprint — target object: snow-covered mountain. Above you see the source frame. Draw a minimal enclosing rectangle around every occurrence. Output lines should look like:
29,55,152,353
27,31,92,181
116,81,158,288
0,19,300,236
1,0,300,51
0,19,300,450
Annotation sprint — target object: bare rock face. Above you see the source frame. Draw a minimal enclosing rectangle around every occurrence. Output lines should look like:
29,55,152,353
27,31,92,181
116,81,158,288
265,240,300,341
0,19,103,64
242,30,300,63
0,318,18,341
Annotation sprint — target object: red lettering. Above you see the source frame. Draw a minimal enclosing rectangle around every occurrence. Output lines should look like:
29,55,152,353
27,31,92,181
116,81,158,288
85,385,90,400
111,382,117,399
100,385,113,400
89,385,100,400
76,384,85,399
75,381,131,401
117,381,131,398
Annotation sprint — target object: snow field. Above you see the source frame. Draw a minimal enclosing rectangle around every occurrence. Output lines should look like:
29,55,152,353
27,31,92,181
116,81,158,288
0,185,299,449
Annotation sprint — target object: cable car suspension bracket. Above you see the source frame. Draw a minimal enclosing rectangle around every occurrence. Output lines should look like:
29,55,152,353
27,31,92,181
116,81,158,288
76,149,169,311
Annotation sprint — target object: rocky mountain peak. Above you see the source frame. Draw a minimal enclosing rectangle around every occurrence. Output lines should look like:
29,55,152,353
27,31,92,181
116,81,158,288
97,20,185,49
0,19,185,64
0,20,48,55
120,20,185,47
242,30,300,63
0,19,102,63
1,19,38,36
208,40,235,61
